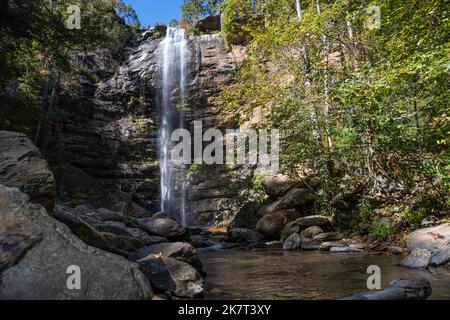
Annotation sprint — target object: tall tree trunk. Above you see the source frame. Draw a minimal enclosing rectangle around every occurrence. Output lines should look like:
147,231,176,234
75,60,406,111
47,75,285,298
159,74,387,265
295,0,302,20
315,0,333,152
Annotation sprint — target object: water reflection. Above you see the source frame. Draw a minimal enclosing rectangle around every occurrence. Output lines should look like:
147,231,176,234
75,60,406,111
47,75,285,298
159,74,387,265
199,249,450,300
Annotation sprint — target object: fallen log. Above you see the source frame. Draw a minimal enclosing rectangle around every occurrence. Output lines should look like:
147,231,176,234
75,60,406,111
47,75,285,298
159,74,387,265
339,279,432,300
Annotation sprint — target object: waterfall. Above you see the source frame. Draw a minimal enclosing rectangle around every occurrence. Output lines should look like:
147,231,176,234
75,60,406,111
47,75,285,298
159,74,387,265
158,27,189,225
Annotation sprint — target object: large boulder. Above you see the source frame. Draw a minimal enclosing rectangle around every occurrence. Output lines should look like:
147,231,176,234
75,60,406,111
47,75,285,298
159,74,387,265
138,218,186,239
430,241,450,266
137,256,203,299
300,226,324,239
400,248,432,269
294,215,332,228
283,233,302,251
258,188,315,216
256,212,288,239
0,131,55,211
406,223,450,253
0,185,152,300
313,232,343,242
340,279,432,300
130,242,203,274
227,228,264,243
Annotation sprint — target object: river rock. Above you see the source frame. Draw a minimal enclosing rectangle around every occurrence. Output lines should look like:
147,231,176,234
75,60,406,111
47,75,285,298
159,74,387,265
91,221,130,236
0,185,152,300
127,228,167,245
137,256,203,299
301,238,321,250
400,248,432,269
330,246,362,253
313,232,344,242
256,212,288,239
0,131,55,211
130,242,203,274
283,233,302,251
319,241,346,251
387,246,404,255
138,217,186,239
294,215,331,228
227,228,264,243
300,226,324,239
430,241,450,266
406,223,450,252
340,278,432,300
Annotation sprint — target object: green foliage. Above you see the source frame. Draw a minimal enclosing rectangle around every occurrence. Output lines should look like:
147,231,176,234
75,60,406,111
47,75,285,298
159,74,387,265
369,219,393,240
220,0,450,211
182,0,223,25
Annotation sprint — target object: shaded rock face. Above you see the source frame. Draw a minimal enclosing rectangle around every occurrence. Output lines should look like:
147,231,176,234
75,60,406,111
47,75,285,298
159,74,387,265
54,29,164,213
0,185,152,300
0,131,55,211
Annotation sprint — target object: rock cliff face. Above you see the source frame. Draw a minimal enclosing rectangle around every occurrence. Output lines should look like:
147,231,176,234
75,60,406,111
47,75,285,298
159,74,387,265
54,26,246,227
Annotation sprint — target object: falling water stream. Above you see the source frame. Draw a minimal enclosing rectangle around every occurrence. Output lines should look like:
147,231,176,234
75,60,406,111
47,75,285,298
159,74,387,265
158,27,189,225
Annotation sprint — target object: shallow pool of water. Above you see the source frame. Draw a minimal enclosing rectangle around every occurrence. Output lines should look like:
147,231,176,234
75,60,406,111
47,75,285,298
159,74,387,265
199,249,450,300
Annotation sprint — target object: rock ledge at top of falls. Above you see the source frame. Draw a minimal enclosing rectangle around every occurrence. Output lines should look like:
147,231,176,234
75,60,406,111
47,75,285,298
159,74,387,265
0,185,152,300
0,130,55,212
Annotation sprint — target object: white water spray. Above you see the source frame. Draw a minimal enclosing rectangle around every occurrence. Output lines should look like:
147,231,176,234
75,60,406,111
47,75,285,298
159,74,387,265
158,27,189,225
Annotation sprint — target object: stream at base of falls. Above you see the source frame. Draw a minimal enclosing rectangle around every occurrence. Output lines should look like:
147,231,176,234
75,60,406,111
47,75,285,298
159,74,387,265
199,249,450,300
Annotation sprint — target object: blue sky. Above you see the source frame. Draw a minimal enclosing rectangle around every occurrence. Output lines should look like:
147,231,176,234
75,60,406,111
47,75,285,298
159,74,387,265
122,0,183,26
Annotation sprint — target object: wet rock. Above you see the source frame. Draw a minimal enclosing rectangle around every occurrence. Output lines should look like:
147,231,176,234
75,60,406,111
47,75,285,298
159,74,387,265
313,232,344,242
330,246,362,253
0,185,152,300
137,256,203,299
256,212,288,240
130,242,203,274
340,278,432,300
283,233,302,251
387,246,404,255
259,189,316,216
300,226,324,239
406,223,450,253
190,235,209,248
400,248,432,269
319,241,346,251
0,131,55,211
266,240,283,248
138,218,186,239
227,228,264,243
430,241,450,266
301,239,321,250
